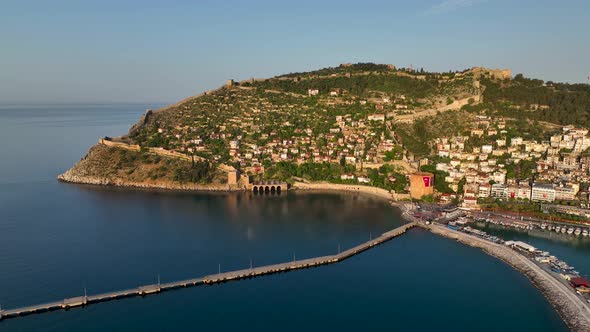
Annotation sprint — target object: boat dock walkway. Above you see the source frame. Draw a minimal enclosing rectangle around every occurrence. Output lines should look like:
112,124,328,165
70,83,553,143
0,222,416,321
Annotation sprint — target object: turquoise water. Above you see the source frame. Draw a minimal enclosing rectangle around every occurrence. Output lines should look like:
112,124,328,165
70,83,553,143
0,106,568,331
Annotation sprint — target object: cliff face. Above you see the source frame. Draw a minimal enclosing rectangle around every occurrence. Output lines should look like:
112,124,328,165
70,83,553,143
59,144,233,192
127,109,152,138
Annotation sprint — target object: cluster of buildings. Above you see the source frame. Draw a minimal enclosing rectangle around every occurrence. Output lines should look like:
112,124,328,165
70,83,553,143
433,116,590,208
149,87,412,183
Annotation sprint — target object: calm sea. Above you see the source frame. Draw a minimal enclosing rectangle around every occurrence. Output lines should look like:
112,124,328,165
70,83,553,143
0,105,569,331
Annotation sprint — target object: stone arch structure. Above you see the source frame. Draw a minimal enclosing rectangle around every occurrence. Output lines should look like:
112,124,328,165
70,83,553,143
250,181,288,193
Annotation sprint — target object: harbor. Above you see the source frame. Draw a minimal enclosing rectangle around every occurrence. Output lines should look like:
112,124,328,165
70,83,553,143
425,222,590,331
401,201,590,331
469,210,590,237
448,217,590,303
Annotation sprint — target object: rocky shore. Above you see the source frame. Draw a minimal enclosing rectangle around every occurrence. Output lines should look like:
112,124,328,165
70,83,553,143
58,170,243,193
423,223,590,332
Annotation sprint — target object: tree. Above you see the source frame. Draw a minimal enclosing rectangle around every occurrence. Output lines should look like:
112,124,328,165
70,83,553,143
457,177,466,194
340,155,346,167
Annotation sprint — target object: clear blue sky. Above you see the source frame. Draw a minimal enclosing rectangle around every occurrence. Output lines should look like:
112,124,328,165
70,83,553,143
1,0,589,104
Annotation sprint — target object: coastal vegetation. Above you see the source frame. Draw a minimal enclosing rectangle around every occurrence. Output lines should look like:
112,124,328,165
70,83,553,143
63,145,222,185
481,75,590,128
61,63,590,218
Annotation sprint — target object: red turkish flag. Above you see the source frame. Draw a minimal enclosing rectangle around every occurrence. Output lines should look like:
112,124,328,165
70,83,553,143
422,176,431,187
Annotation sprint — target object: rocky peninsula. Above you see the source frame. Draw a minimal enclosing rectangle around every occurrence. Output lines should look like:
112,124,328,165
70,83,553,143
57,63,590,330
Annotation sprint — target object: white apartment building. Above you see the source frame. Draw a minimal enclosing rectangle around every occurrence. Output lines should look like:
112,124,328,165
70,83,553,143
531,183,555,202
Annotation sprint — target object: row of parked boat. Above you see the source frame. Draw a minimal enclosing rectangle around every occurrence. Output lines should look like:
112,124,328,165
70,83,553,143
541,223,589,237
450,221,504,244
535,251,580,276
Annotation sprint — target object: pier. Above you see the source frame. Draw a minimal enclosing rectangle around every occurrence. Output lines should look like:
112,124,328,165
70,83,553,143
0,222,416,321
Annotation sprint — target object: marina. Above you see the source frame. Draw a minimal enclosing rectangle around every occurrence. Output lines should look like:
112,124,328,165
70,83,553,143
446,218,590,307
469,211,590,237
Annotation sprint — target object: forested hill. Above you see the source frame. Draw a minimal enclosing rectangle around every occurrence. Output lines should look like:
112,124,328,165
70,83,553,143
241,62,479,101
481,74,590,127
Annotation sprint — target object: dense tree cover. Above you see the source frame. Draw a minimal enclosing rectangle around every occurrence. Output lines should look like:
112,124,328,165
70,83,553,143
262,161,407,192
505,159,537,180
275,63,392,78
394,111,472,157
254,74,441,99
367,164,408,192
383,145,404,161
264,161,345,181
172,161,214,183
482,75,590,128
478,197,541,213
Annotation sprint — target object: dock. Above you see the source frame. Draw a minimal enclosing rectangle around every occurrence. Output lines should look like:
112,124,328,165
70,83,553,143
0,222,416,321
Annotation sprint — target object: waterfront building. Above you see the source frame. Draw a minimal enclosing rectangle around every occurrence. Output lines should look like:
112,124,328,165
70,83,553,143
357,176,371,184
531,183,556,202
554,185,577,201
507,184,531,200
340,173,355,180
409,172,434,199
491,183,507,198
505,240,536,252
478,183,491,198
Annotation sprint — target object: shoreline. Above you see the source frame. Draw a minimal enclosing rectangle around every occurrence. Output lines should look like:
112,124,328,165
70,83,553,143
53,174,589,330
56,174,416,204
291,181,411,202
422,223,590,332
57,172,244,193
291,181,391,201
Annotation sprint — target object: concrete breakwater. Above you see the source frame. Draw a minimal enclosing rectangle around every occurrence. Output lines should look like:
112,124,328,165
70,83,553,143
0,222,416,321
422,223,590,332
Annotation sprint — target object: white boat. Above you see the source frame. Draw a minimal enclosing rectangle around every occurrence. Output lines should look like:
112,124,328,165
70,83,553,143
583,229,589,237
567,227,574,235
555,226,561,233
541,223,547,230
561,227,567,234
574,228,581,236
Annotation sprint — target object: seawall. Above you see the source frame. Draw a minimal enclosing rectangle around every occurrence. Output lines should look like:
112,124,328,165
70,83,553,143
422,223,590,332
